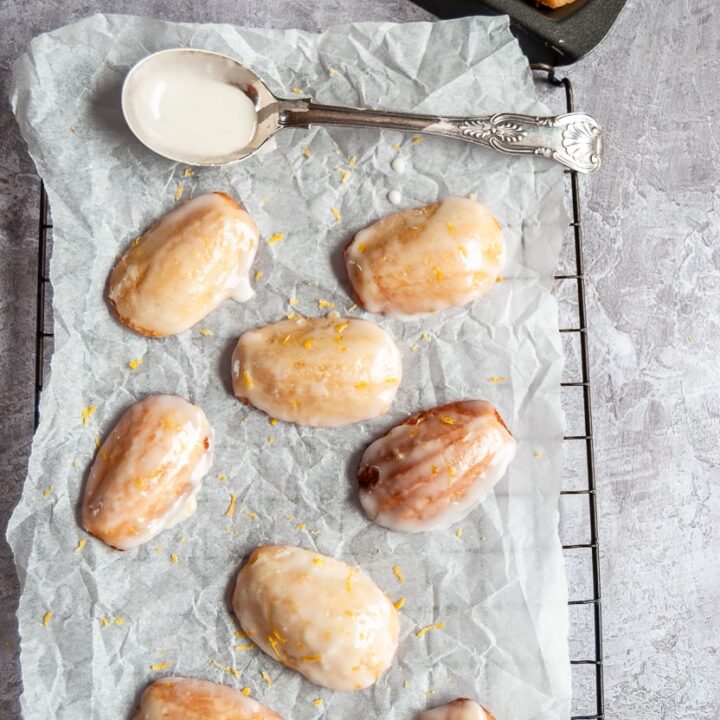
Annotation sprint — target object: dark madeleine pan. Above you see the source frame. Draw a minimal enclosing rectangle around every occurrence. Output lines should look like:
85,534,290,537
413,0,629,65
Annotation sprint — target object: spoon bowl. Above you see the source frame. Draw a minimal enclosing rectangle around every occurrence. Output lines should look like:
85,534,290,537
122,48,603,173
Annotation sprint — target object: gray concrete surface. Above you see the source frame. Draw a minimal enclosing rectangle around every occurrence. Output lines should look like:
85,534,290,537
1,1,718,718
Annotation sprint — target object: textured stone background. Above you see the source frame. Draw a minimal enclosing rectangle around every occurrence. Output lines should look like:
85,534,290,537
0,1,718,718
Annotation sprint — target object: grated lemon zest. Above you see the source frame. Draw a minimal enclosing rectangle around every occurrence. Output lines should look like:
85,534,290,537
394,597,405,610
487,375,507,383
170,553,179,564
312,698,324,706
42,611,53,626
303,339,314,349
242,371,254,389
74,538,87,553
242,687,251,696
225,494,237,518
175,183,185,201
43,485,53,497
348,155,358,167
392,564,405,583
128,358,143,370
100,616,110,628
261,670,273,686
317,299,335,310
416,621,445,638
217,473,228,482
292,86,303,94
456,527,463,539
267,233,285,245
440,416,456,425
235,643,254,651
255,270,264,282
150,661,172,671
183,168,194,177
534,450,543,459
331,207,342,222
302,146,312,159
411,136,424,143
199,328,214,336
81,405,96,426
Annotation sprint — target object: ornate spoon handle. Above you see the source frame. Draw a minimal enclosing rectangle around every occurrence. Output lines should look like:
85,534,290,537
282,102,602,173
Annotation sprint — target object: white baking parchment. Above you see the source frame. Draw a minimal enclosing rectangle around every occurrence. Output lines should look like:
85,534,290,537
8,13,571,720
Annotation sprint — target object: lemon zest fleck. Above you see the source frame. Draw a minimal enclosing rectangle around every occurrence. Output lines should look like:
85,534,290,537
100,616,110,628
416,621,445,638
199,328,214,336
114,617,125,625
42,485,53,497
420,332,430,341
292,86,303,94
235,642,254,651
411,136,424,144
235,629,248,638
338,168,352,183
242,371,254,389
312,698,324,706
440,416,456,425
42,611,53,627
391,143,401,152
267,233,285,245
394,597,406,610
312,557,325,565
487,375,507,383
261,670,273,686
175,183,185,201
534,450,543,459
317,299,335,310
302,654,321,663
456,527,463,539
128,358,143,370
225,494,237,518
331,207,342,222
242,687,252,696
217,473,228,482
392,564,405,583
255,270,264,282
183,168,194,177
81,405,96,426
170,553,179,564
348,155,358,167
302,146,312,159
303,339,314,349
74,538,87,553
150,661,172,671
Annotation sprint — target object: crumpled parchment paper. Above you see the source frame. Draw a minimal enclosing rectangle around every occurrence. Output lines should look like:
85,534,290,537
9,13,570,720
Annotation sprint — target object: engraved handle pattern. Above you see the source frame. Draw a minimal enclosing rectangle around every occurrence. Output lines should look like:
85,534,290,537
456,113,603,173
283,103,603,174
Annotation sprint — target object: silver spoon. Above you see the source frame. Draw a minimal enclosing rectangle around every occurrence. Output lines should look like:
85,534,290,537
122,48,602,173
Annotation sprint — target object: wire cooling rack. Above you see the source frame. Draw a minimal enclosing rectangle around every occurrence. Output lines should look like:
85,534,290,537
32,66,603,720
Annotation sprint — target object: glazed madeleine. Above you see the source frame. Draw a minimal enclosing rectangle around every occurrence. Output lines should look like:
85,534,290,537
132,677,284,720
232,545,399,691
81,395,213,550
344,196,504,317
358,400,516,533
108,192,259,337
231,316,402,427
417,698,495,720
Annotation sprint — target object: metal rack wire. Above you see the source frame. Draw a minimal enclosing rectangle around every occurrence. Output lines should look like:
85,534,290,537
33,67,603,720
